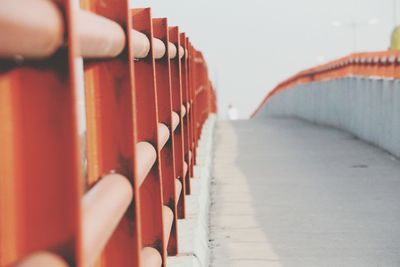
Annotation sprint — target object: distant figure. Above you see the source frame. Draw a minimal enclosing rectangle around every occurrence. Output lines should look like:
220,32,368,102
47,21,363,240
227,104,239,120
390,26,400,50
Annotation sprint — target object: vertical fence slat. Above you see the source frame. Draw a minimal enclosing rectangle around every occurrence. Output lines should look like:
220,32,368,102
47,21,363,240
187,41,197,169
131,8,167,265
0,1,81,265
80,1,141,266
190,46,200,163
152,17,179,256
168,26,186,219
185,37,195,179
179,32,191,195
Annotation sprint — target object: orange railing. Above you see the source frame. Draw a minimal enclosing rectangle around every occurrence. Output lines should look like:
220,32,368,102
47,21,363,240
0,1,217,267
252,50,400,117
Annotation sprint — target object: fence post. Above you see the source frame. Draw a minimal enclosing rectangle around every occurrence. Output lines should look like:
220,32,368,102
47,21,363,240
0,0,81,265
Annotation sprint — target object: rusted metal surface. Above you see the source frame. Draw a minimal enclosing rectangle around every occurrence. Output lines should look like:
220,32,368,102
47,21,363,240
153,18,180,255
188,42,199,167
0,2,217,266
3,2,398,265
131,8,166,265
185,37,195,180
179,33,191,195
187,41,196,172
80,0,140,266
0,0,127,59
191,48,204,164
0,0,81,266
168,26,186,220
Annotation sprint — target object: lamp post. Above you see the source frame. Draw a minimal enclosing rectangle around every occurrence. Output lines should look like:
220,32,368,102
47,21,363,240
394,0,398,27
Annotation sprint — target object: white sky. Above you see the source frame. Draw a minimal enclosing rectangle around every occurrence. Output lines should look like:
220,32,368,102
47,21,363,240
132,0,398,118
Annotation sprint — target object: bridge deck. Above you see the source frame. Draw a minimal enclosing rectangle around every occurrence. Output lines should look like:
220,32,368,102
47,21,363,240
210,118,400,267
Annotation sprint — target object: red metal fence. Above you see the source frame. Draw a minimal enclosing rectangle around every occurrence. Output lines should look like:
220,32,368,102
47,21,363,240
252,50,400,117
0,1,217,266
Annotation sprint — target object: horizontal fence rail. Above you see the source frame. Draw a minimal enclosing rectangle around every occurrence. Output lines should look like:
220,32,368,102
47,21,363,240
0,1,217,267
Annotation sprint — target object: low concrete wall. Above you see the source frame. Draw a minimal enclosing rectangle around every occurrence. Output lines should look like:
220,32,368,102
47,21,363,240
257,77,400,158
167,114,216,267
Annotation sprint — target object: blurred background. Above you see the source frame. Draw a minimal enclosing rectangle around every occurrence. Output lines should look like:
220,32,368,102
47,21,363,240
132,0,398,119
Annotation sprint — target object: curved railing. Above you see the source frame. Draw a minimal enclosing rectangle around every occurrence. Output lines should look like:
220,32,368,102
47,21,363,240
0,1,216,266
253,50,400,157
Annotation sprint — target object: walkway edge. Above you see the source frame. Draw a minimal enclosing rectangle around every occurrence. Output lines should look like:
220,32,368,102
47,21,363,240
167,114,216,267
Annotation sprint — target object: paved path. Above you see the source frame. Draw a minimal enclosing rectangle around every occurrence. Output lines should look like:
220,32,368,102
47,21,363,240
210,118,400,267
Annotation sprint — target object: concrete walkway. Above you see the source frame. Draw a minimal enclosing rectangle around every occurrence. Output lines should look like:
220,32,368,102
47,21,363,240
210,118,400,267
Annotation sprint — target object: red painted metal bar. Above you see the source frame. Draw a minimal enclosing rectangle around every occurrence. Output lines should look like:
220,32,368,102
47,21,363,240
136,142,157,186
193,51,211,141
80,1,140,266
190,47,201,160
0,0,81,266
0,3,218,266
141,247,162,267
76,10,126,58
131,29,150,58
198,63,211,128
185,37,194,179
152,37,166,59
157,123,170,148
178,46,185,59
187,41,197,169
1,0,130,59
171,112,180,131
0,0,64,58
197,52,212,140
168,42,177,59
168,26,186,219
131,8,167,265
179,32,192,195
209,84,217,113
152,18,180,255
194,46,203,164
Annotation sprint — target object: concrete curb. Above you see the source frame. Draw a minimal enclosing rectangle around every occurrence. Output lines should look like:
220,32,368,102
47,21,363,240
167,114,216,267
